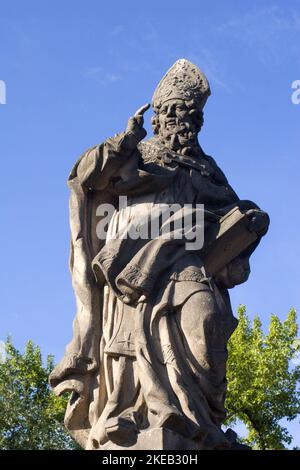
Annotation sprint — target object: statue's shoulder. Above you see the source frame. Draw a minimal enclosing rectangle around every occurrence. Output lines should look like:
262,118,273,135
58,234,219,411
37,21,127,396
201,152,229,185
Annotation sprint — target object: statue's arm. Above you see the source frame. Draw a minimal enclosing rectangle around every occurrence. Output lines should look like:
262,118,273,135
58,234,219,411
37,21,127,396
213,209,269,289
203,154,270,288
205,153,270,233
76,103,150,190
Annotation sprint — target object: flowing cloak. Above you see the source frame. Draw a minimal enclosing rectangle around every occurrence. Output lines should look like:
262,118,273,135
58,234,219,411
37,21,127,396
49,130,264,448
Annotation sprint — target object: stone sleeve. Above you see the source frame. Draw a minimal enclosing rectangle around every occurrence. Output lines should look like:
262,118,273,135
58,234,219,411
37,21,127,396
76,130,140,191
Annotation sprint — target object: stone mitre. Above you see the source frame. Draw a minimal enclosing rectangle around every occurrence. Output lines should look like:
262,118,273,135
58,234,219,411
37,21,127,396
152,58,211,110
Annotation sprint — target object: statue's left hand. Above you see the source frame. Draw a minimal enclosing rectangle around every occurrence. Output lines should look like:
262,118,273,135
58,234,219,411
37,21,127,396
126,103,150,142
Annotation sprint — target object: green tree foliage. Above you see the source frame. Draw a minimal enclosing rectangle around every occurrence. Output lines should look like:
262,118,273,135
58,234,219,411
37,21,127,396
0,339,78,449
225,306,300,449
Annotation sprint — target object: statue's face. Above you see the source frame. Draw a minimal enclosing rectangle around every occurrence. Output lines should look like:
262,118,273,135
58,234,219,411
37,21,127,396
157,99,192,137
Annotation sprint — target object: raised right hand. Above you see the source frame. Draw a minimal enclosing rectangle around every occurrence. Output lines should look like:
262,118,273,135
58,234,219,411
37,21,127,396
126,103,150,142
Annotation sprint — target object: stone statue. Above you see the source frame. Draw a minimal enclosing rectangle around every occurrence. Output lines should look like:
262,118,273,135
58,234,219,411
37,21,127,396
49,59,269,450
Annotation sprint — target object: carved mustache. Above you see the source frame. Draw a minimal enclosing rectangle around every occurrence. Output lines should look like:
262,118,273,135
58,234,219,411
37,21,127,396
161,120,195,138
164,119,192,130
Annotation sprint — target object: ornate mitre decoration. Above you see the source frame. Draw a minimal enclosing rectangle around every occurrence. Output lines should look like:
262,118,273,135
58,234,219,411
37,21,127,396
152,59,211,110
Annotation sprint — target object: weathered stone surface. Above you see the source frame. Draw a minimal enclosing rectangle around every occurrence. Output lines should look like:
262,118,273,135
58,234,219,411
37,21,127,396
49,59,269,450
98,428,200,451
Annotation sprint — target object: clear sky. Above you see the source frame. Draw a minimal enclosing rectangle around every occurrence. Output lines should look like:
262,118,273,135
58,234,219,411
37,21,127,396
0,0,299,446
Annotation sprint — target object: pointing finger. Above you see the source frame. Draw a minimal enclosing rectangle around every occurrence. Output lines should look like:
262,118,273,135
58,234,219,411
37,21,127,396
134,103,150,117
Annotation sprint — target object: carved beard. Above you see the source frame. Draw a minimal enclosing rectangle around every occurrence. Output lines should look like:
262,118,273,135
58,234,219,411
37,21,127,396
158,118,199,156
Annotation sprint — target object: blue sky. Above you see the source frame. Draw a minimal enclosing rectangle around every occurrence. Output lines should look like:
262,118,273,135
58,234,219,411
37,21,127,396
0,0,299,446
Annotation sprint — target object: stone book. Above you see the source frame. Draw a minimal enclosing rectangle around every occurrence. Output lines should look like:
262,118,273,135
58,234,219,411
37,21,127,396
202,207,258,275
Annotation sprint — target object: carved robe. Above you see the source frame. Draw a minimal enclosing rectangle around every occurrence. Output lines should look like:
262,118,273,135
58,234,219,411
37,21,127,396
49,130,263,449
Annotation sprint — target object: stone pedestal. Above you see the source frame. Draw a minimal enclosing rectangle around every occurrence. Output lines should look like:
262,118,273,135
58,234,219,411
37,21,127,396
100,428,200,451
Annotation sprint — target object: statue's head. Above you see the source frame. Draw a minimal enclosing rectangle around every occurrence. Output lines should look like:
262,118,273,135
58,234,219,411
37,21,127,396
151,59,210,151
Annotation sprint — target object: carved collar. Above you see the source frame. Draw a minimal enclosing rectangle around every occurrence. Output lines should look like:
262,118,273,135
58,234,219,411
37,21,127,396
139,138,214,178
